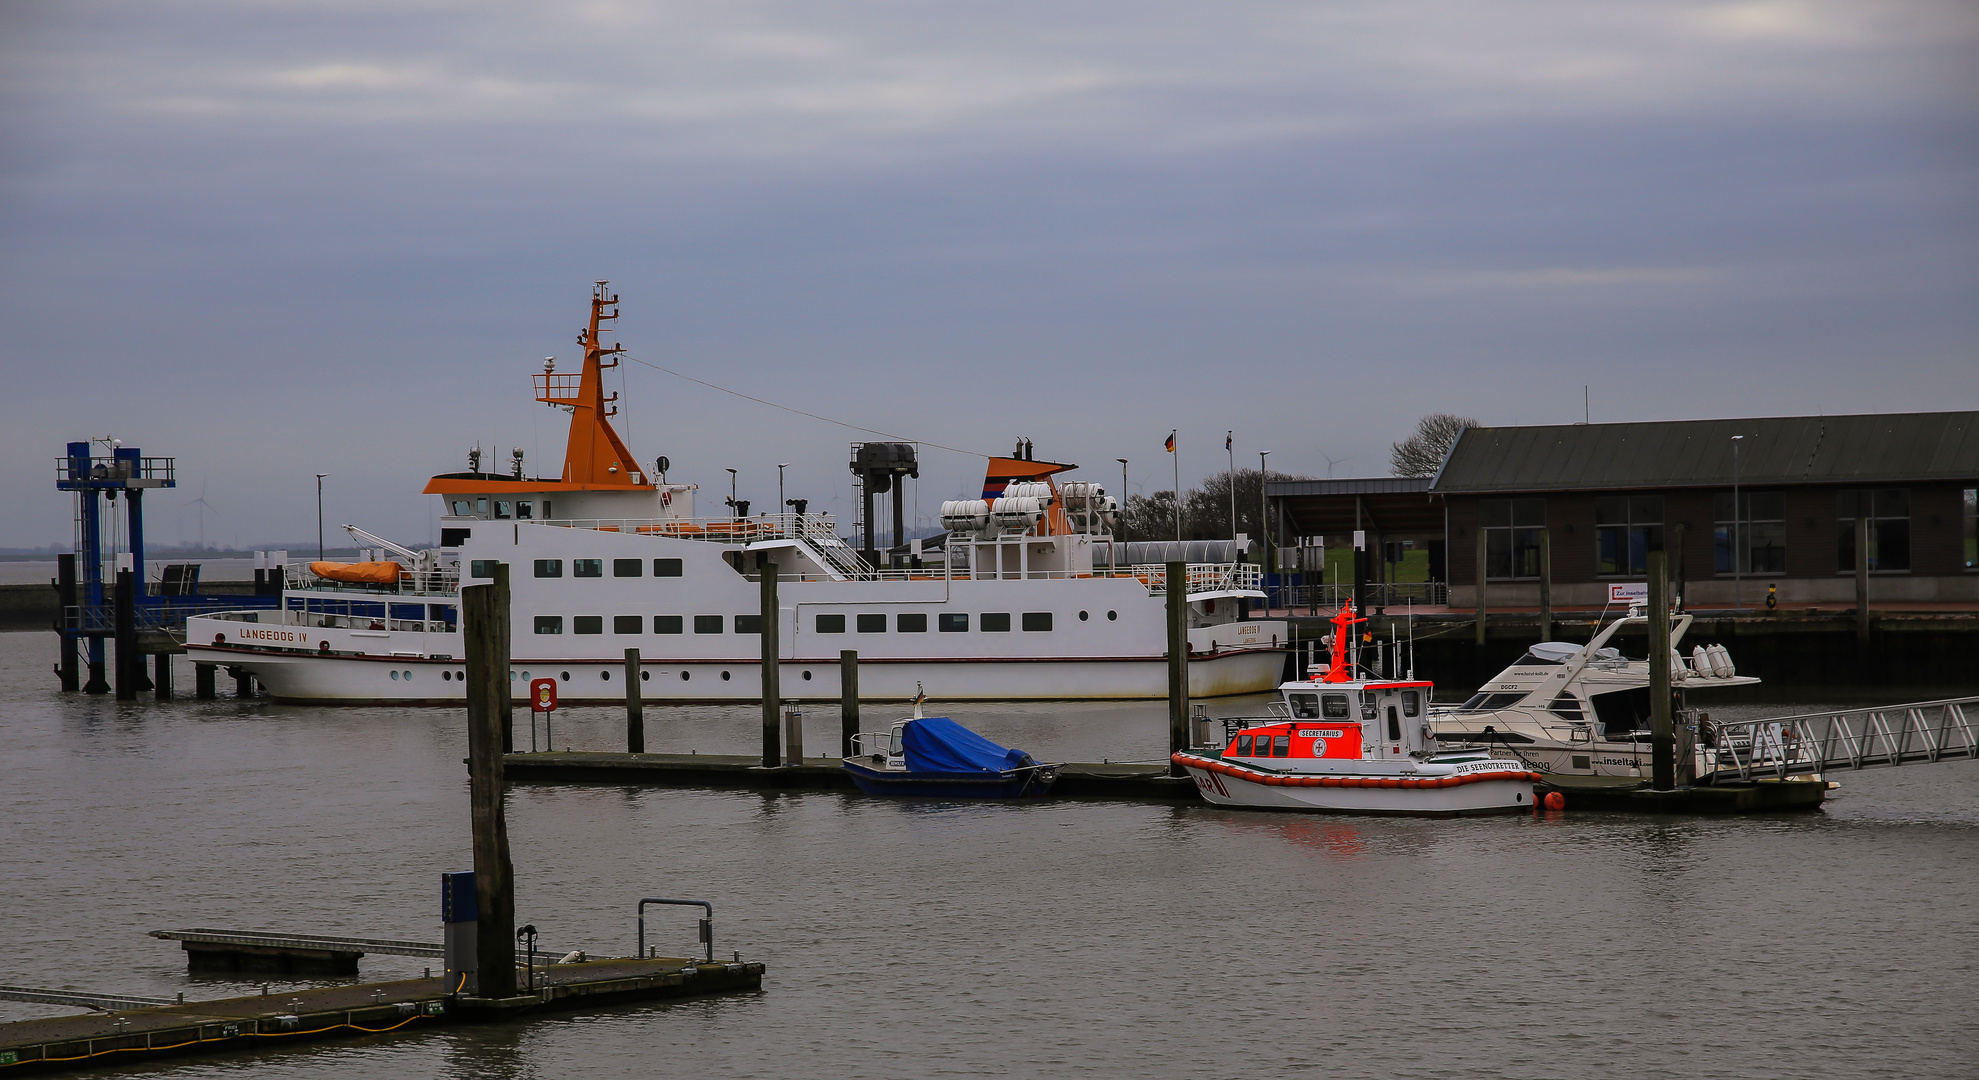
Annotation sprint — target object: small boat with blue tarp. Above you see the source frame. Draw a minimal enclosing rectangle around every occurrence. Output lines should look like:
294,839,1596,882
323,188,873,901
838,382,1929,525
844,695,1058,798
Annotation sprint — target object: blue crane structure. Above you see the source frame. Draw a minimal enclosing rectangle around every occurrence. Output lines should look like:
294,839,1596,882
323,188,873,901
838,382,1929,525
55,441,277,698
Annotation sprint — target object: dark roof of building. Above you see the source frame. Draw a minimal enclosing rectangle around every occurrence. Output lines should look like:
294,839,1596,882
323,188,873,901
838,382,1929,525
1431,411,1979,493
1265,477,1432,498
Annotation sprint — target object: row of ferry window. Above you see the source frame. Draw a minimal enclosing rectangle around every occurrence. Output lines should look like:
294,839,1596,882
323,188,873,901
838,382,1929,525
532,611,1100,635
451,499,549,520
469,559,684,579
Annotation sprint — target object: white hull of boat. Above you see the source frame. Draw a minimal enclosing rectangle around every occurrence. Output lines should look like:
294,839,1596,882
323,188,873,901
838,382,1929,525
1174,754,1538,817
183,643,1287,704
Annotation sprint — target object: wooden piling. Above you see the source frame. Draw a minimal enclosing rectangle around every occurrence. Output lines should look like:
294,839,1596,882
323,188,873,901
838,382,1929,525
153,652,173,700
1474,527,1488,647
840,650,860,756
1538,527,1552,642
461,565,516,999
55,553,78,692
195,663,216,699
624,648,644,754
233,668,254,698
1648,549,1675,791
759,553,780,769
1855,514,1871,644
114,568,137,701
1166,560,1189,777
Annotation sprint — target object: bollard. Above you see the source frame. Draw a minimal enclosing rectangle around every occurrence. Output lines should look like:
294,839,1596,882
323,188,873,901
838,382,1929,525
783,709,802,762
840,650,860,756
624,647,644,754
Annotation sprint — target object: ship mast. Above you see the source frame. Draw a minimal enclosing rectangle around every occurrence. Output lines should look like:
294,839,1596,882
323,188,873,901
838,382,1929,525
535,281,650,488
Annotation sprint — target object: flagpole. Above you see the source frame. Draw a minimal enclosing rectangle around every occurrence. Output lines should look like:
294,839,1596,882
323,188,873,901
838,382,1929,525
1226,431,1236,542
1170,430,1180,543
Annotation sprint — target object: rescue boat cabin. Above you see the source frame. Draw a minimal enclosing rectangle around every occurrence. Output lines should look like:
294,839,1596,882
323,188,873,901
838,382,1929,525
1230,680,1436,764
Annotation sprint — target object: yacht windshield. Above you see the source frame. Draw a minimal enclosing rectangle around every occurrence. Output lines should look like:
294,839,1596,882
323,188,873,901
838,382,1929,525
1456,692,1527,712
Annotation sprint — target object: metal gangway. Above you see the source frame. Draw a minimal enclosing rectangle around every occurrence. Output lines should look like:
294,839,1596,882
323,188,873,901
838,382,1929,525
1697,695,1979,783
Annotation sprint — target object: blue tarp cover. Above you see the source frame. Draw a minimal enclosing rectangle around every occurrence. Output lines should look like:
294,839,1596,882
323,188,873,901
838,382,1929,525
901,716,1039,774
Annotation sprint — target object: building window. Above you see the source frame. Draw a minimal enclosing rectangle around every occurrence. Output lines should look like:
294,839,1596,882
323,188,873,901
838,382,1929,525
654,615,683,634
816,614,845,634
573,616,603,635
981,612,1011,632
1965,488,1977,570
573,558,603,578
1714,491,1786,575
654,558,683,577
469,560,498,579
1022,612,1053,632
897,613,927,633
939,613,969,632
613,559,642,577
1594,496,1662,576
534,559,562,578
856,614,886,633
735,614,762,635
1837,489,1910,572
694,615,724,634
533,616,562,634
613,615,642,634
1479,498,1546,580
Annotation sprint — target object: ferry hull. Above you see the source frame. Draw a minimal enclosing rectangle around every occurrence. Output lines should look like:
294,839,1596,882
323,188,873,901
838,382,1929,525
183,644,1286,704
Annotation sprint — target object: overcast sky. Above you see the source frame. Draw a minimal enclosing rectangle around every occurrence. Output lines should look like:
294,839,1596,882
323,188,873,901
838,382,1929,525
3,0,1974,550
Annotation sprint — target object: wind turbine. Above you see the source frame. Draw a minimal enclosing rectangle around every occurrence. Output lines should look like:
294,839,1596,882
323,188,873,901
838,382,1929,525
180,479,221,550
1320,452,1353,478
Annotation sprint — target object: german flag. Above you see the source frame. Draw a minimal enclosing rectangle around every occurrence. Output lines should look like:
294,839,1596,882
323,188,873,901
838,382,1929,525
1164,430,1176,453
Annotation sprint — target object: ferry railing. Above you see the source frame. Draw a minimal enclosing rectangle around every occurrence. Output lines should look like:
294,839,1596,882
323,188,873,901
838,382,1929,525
534,512,843,544
1696,696,1979,783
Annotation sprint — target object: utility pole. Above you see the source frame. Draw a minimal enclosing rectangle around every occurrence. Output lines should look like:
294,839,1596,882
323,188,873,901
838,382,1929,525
315,473,328,561
1226,431,1236,541
1259,450,1272,582
1116,459,1129,548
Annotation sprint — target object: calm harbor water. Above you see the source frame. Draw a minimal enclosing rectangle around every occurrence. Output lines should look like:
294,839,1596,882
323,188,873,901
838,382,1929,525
5,630,1977,1079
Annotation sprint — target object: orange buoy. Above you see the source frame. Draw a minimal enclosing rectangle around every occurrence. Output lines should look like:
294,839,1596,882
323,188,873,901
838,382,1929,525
1544,791,1566,811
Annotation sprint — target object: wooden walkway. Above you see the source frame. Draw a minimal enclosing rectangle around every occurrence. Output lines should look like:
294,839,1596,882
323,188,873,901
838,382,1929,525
502,751,1203,800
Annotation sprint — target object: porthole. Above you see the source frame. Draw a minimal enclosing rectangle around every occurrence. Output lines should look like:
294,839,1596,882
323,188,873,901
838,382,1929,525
520,671,530,680
457,671,464,680
720,670,731,681
390,670,400,681
403,670,412,680
802,670,812,681
560,671,571,682
1107,610,1118,621
640,670,650,681
1079,610,1089,621
680,670,690,681
442,671,451,681
601,670,611,681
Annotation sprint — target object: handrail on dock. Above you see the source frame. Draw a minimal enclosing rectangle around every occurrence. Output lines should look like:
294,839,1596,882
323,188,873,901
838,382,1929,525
1698,695,1979,783
637,898,714,963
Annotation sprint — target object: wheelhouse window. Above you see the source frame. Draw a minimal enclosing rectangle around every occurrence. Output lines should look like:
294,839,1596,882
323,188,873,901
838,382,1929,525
1715,491,1785,575
533,616,562,634
450,500,471,516
573,559,603,578
1595,495,1663,576
1401,691,1421,717
1321,693,1351,719
654,615,683,634
494,500,512,519
613,615,642,634
856,614,886,633
515,501,533,520
1021,612,1053,632
573,616,603,635
1837,489,1910,572
938,613,968,632
1271,734,1290,756
613,559,642,577
1288,693,1320,719
816,614,846,634
533,559,562,578
654,559,683,577
1479,498,1546,580
897,613,928,633
693,615,724,634
1236,734,1253,755
980,613,1011,632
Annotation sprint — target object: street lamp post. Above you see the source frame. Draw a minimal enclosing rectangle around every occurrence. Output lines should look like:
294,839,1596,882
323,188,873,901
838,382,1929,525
726,468,738,518
1226,430,1237,542
1259,450,1272,596
315,473,328,561
1731,435,1744,612
777,464,788,526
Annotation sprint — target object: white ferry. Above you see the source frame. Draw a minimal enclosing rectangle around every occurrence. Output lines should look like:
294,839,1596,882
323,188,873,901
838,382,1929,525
183,283,1286,704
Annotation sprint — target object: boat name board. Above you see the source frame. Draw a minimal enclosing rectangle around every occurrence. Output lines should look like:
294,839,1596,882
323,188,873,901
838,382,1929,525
230,627,309,644
1296,729,1345,739
1452,759,1524,774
